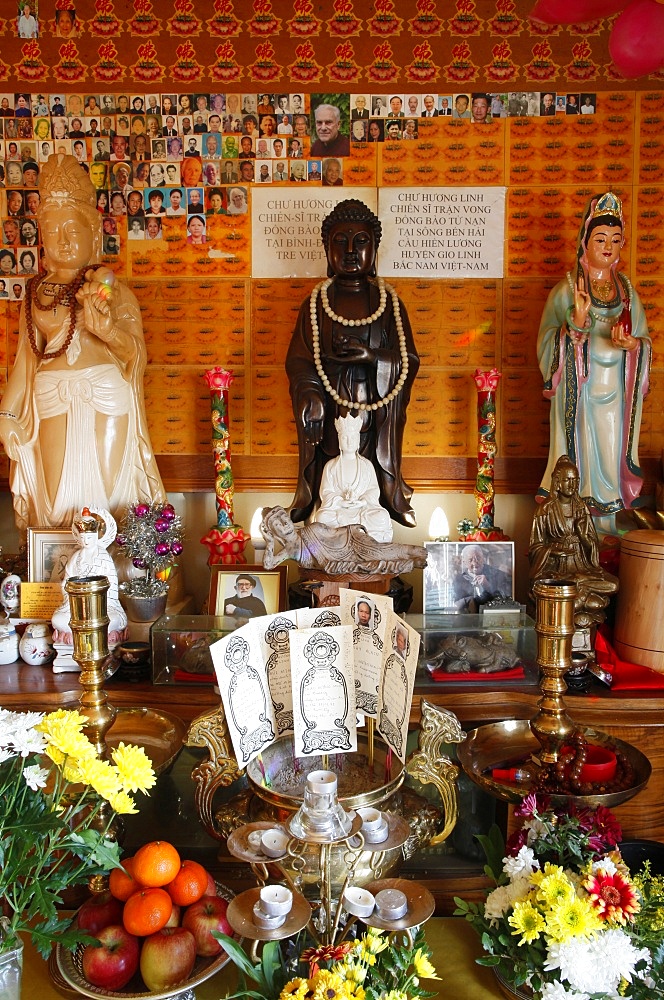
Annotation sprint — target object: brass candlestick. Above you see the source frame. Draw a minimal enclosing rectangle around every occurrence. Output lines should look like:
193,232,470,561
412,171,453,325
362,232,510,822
66,575,116,758
529,578,577,765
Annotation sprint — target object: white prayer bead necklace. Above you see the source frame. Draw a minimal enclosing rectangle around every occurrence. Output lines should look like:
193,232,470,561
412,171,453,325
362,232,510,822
309,276,409,411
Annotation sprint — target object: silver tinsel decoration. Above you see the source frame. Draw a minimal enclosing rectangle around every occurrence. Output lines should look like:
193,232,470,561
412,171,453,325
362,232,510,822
116,501,184,598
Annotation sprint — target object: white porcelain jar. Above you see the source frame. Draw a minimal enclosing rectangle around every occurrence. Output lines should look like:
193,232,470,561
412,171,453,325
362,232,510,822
19,623,55,666
0,623,19,664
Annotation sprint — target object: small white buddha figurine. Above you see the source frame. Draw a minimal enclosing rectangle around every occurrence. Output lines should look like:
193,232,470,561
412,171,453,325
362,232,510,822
314,412,393,543
51,506,128,647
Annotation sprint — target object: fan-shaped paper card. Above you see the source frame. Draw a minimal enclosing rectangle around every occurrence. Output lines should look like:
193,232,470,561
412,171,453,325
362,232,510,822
209,597,420,768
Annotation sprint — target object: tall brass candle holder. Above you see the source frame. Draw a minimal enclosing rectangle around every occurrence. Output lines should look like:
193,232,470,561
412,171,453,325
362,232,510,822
66,575,116,758
529,578,577,765
457,577,651,807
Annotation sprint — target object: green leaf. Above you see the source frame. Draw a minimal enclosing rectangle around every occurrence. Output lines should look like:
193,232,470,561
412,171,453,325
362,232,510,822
212,932,266,985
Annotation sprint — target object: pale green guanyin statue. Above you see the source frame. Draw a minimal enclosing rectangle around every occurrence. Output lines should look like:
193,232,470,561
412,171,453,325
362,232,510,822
536,191,651,536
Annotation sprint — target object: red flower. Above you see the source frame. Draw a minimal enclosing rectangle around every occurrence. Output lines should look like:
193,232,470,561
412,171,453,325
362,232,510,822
583,869,640,924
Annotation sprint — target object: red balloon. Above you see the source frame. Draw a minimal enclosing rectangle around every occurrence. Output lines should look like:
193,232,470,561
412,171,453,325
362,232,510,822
609,0,664,77
530,0,627,23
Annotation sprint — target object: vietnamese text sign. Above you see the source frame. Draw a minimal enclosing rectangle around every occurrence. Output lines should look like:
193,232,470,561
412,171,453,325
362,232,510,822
252,187,377,278
378,187,506,278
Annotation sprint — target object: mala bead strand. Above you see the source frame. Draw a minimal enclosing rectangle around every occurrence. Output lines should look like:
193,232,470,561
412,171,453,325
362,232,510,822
310,276,409,412
25,265,105,362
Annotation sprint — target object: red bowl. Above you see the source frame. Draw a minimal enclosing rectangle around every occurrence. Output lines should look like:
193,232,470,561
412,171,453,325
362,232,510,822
580,745,617,784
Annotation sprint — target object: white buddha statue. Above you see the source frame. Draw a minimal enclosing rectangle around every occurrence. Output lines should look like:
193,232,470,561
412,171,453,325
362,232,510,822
51,506,128,651
313,412,393,543
0,154,164,537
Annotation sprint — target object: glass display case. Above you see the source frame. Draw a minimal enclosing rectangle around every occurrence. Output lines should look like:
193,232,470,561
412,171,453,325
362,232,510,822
150,614,231,685
406,612,538,688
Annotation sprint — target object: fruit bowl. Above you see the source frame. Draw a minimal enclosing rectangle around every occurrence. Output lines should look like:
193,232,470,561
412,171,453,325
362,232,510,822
54,883,234,1000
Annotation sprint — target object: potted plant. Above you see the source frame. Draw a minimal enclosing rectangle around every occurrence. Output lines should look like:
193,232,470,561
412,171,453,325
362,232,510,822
0,707,155,997
115,501,184,621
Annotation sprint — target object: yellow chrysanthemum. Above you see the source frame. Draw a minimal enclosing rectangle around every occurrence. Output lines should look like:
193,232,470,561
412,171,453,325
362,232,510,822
280,978,309,1000
531,861,564,886
508,899,547,944
382,991,408,1000
111,743,156,794
62,758,85,784
413,948,440,980
363,930,388,954
77,758,122,801
107,789,138,815
311,969,353,1000
545,895,602,942
536,870,575,909
38,710,97,763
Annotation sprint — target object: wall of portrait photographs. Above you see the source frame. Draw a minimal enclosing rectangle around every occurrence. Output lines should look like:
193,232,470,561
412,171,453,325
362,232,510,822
0,87,600,295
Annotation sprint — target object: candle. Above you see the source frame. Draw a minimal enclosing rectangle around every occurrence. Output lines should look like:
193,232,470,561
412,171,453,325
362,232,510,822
343,886,375,918
306,770,337,795
247,830,264,851
428,506,449,541
259,885,293,917
357,807,382,831
374,888,408,920
358,807,389,843
250,506,267,565
261,828,289,858
252,901,287,930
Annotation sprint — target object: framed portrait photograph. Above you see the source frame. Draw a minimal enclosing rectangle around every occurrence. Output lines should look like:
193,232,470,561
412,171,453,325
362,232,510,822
27,528,77,585
424,540,515,613
209,564,288,628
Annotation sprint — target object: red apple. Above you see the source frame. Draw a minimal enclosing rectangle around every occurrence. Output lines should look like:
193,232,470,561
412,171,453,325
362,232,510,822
139,927,197,992
76,891,124,937
181,894,232,956
81,924,140,991
165,902,181,927
203,871,217,896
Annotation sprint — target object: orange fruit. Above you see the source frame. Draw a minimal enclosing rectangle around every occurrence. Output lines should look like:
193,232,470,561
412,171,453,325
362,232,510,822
123,887,173,937
132,840,181,888
109,856,139,901
165,860,209,907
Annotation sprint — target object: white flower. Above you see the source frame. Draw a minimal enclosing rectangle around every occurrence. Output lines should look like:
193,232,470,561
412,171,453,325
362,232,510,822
0,710,45,756
591,856,617,876
22,764,48,791
484,874,532,923
484,884,514,923
545,929,648,997
503,845,540,879
541,982,589,1000
524,817,549,843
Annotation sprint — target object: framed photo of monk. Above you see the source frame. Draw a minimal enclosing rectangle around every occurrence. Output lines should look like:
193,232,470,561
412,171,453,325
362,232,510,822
424,541,514,614
209,564,288,628
27,527,77,584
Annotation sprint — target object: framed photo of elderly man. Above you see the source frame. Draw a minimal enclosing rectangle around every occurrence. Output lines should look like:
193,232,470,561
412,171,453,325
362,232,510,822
209,564,288,628
424,541,514,614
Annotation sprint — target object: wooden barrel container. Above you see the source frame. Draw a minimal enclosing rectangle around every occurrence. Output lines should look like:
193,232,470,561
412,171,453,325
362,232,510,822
614,529,664,672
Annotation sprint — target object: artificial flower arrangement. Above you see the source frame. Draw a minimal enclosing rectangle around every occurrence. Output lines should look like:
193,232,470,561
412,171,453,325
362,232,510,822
217,925,439,1000
0,708,155,958
454,793,664,999
115,500,184,599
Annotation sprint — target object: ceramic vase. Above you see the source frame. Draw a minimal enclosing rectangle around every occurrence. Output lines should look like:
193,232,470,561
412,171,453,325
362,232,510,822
18,623,55,665
0,624,19,665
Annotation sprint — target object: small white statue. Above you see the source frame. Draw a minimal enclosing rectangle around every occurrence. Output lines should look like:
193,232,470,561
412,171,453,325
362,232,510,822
314,412,393,543
51,505,128,647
